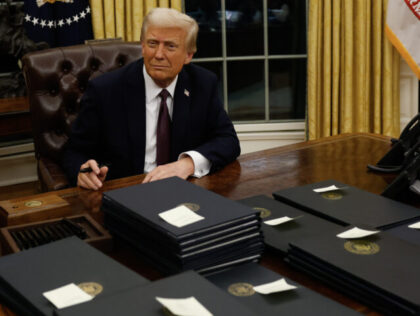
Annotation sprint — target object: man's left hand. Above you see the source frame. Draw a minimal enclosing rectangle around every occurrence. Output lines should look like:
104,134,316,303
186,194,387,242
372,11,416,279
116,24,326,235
142,157,195,183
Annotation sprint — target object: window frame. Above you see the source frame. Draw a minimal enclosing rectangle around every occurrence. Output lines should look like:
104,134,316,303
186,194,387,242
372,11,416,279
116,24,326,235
185,0,308,131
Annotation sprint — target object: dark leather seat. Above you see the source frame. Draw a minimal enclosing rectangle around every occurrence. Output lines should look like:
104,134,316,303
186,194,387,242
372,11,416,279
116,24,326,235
22,42,142,191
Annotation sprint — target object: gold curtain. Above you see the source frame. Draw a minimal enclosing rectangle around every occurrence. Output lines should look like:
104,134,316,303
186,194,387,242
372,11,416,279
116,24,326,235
307,0,400,140
89,0,182,42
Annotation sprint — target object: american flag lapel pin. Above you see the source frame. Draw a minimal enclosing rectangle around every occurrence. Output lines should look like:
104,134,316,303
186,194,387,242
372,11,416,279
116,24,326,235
184,89,190,97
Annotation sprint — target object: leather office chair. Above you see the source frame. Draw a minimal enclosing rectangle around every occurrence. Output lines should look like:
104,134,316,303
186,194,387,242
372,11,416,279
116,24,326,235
22,42,142,191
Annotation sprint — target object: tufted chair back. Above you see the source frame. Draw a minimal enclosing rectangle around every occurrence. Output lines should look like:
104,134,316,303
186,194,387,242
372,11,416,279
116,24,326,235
22,42,142,191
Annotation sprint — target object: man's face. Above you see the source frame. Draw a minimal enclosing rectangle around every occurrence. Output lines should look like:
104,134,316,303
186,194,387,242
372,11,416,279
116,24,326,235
142,26,194,88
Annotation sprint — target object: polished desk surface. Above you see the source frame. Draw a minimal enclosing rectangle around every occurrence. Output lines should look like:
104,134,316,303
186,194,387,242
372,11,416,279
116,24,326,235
0,133,404,315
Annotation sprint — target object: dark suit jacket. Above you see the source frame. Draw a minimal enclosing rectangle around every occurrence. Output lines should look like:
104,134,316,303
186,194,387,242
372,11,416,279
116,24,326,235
62,59,240,185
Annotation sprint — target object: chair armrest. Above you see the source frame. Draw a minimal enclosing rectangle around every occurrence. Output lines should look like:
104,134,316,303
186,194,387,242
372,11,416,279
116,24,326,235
38,157,70,191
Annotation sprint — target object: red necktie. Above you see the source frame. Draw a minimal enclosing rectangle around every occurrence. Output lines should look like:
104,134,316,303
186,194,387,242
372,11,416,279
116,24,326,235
156,89,171,165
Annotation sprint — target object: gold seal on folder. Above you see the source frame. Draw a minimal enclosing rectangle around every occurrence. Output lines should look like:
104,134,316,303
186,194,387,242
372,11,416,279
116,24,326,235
344,240,380,255
228,282,255,296
321,191,343,200
253,207,271,218
77,282,103,296
178,203,200,212
162,307,176,316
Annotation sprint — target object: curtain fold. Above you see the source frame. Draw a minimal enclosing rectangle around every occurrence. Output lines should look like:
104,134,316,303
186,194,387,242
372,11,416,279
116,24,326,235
308,0,400,140
89,0,182,42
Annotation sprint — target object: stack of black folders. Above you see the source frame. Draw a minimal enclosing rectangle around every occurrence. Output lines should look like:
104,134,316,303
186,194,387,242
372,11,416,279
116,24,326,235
272,179,420,229
271,180,420,315
286,228,420,316
55,270,258,316
206,262,361,315
0,236,150,316
101,177,263,275
237,195,343,254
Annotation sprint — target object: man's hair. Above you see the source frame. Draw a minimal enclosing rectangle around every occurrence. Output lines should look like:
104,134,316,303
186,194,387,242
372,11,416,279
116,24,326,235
140,8,199,54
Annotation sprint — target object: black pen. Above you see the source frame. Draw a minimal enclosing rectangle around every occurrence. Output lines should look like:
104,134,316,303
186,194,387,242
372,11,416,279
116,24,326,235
80,163,111,173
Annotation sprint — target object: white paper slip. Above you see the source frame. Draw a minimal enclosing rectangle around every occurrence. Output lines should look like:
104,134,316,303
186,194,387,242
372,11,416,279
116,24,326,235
408,221,420,229
156,296,213,316
253,278,297,295
159,205,204,228
409,180,420,195
264,216,302,226
336,227,379,239
313,185,344,193
43,283,93,309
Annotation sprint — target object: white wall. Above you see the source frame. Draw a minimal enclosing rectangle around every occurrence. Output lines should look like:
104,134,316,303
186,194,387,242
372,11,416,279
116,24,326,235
235,122,305,154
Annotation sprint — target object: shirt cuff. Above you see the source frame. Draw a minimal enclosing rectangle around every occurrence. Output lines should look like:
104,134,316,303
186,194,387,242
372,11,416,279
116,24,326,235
179,151,211,178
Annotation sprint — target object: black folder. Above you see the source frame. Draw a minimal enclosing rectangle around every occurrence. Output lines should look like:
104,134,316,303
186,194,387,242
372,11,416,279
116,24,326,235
286,254,410,316
0,237,149,316
383,219,420,247
287,230,420,315
104,209,261,255
110,224,263,269
108,217,264,274
102,177,263,274
206,263,361,315
273,179,420,229
102,177,260,242
55,271,258,316
238,195,342,253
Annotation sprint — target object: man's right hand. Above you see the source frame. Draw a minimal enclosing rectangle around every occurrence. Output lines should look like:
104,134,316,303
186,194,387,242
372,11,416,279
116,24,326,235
77,159,109,190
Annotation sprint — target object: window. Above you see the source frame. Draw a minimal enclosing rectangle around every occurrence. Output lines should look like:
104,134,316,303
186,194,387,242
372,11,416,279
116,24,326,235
185,0,307,124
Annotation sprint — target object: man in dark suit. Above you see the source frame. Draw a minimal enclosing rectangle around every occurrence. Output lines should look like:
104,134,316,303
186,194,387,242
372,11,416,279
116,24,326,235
62,8,240,190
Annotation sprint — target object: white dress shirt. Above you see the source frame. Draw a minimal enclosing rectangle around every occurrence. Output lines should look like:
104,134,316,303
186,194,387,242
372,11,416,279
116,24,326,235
143,66,211,177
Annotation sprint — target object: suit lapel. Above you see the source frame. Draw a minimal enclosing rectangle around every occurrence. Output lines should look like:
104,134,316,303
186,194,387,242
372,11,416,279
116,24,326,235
124,59,146,173
171,67,191,159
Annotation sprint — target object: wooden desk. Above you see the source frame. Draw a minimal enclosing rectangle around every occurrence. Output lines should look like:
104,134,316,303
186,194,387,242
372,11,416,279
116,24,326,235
0,133,396,315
